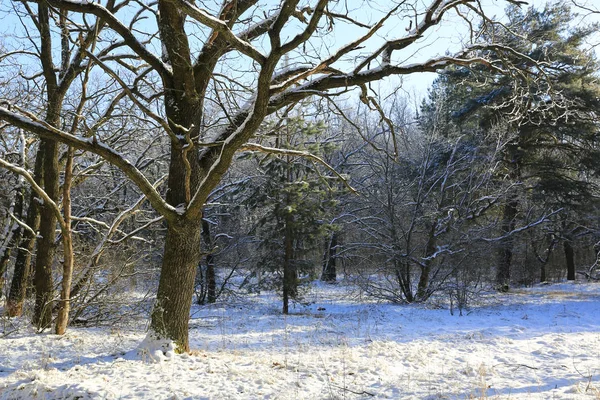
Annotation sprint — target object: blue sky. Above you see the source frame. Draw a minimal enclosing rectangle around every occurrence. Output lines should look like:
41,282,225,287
1,0,598,102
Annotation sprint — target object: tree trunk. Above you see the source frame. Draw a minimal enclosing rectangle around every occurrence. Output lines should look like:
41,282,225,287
33,139,59,330
496,197,518,291
7,148,44,317
539,240,556,283
201,219,216,304
149,137,202,352
195,263,205,305
55,147,74,335
55,230,73,334
0,185,25,296
417,223,437,300
540,263,547,283
151,218,202,353
0,231,18,296
400,261,414,302
532,234,556,284
282,213,295,314
147,40,204,348
564,239,575,281
206,255,216,304
31,4,65,330
320,231,337,282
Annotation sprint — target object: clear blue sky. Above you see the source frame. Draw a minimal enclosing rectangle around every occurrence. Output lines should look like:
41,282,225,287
1,0,597,103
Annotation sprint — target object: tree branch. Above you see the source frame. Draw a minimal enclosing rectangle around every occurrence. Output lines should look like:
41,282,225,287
0,106,179,221
34,0,172,81
240,142,357,194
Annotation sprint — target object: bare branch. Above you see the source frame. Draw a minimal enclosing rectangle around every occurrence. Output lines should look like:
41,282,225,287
177,0,266,64
240,142,357,194
0,106,178,221
0,158,66,232
34,0,172,80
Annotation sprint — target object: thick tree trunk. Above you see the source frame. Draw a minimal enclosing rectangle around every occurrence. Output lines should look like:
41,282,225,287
320,231,337,282
33,138,60,330
496,139,522,291
147,102,204,351
496,197,518,291
151,218,202,353
149,149,201,352
7,148,44,317
30,4,65,329
496,244,513,291
149,105,203,350
564,240,575,281
148,57,204,349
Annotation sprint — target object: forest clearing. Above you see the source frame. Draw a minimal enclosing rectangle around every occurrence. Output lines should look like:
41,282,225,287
2,280,600,399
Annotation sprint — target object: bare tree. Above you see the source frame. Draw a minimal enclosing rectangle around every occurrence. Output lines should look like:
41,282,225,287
0,0,532,352
1,2,112,327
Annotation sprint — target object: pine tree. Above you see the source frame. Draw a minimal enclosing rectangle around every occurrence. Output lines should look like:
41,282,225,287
245,116,337,313
434,3,600,288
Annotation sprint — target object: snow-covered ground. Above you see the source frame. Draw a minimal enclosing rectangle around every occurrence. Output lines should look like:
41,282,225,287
1,281,600,399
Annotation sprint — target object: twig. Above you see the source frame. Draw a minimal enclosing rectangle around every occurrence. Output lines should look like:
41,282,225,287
330,383,375,397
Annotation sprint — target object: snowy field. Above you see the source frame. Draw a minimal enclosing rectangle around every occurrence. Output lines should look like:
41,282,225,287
1,281,600,399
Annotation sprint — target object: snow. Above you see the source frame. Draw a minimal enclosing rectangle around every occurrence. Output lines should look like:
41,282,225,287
137,332,177,362
2,281,600,399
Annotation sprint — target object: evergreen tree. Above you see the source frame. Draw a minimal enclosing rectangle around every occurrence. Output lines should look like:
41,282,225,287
244,116,338,313
433,2,600,288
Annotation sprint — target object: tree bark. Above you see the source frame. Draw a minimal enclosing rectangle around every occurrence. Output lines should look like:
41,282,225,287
417,223,437,300
7,148,44,317
320,231,338,283
206,255,216,304
151,217,202,352
537,237,556,283
147,145,203,349
540,262,547,283
496,197,518,291
201,219,216,304
31,3,68,330
0,185,24,296
55,147,74,335
148,127,203,352
564,239,575,281
0,232,17,296
282,213,295,314
32,138,59,330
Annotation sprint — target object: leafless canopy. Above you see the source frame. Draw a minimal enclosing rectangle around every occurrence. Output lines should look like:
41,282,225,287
0,0,523,223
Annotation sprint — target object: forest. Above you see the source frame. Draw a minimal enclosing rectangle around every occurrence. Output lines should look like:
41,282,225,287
1,0,600,398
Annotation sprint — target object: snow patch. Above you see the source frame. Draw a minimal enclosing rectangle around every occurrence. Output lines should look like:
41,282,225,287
137,332,176,362
1,282,600,399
